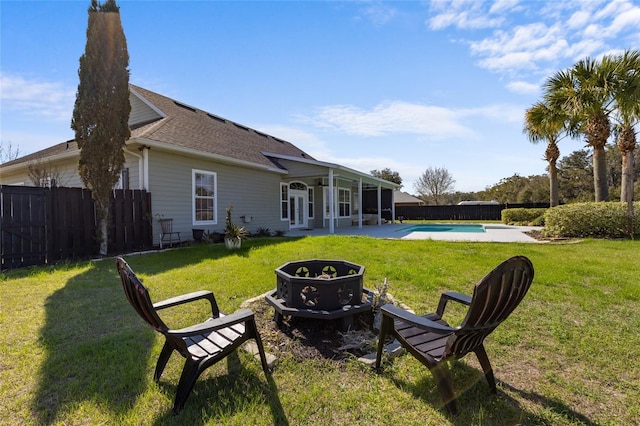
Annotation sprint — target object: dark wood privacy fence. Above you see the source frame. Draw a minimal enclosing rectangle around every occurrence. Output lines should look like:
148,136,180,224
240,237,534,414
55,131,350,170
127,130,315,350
1,185,152,270
395,204,503,221
394,203,549,221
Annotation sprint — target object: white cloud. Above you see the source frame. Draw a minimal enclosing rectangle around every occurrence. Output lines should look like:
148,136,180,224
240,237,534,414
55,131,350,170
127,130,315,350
429,0,640,93
507,80,540,95
427,0,505,30
0,73,75,122
567,10,591,29
308,101,474,139
489,0,522,15
361,3,397,26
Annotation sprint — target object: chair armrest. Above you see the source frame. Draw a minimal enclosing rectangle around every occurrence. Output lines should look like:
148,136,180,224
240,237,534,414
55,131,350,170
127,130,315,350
436,291,472,317
153,290,220,317
168,309,255,337
380,304,453,333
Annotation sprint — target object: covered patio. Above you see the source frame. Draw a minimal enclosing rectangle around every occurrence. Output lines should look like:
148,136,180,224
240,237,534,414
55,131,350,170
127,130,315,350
266,153,399,233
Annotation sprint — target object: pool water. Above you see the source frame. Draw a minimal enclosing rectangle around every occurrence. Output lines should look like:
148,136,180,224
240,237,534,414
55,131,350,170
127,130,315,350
402,224,485,233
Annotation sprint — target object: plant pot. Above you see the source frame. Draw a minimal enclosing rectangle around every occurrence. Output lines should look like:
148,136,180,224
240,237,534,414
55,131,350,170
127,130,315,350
192,229,205,242
224,237,242,249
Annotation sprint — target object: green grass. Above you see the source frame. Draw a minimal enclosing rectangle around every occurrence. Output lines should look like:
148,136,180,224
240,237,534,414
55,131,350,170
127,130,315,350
1,236,639,425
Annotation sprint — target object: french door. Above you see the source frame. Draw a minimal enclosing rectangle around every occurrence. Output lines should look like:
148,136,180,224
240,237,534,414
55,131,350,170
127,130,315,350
289,190,307,228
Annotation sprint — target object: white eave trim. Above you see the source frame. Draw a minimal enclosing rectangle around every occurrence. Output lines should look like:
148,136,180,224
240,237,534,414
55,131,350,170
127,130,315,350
135,138,288,174
262,151,399,188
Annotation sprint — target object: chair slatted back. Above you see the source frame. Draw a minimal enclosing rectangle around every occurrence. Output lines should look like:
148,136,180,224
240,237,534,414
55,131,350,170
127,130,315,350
117,257,168,333
447,256,534,358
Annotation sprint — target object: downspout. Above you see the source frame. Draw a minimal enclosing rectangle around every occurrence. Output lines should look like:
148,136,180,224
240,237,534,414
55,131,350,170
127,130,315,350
141,146,150,190
124,147,143,189
329,169,335,234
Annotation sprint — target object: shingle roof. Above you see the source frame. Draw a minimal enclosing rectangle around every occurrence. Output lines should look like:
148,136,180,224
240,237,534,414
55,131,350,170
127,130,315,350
3,85,314,169
1,140,79,167
129,85,314,167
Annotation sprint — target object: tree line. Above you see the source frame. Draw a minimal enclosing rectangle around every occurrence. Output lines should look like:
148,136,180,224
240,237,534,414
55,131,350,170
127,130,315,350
375,50,639,206
375,143,640,206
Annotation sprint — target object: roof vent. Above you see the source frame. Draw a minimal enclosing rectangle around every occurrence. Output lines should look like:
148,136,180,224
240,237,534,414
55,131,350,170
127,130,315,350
174,101,196,112
273,137,286,144
207,113,226,123
234,123,249,131
254,130,269,138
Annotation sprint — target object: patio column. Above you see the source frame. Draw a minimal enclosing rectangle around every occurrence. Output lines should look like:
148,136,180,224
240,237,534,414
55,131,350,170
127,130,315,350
358,178,363,229
377,184,382,226
391,189,396,224
329,169,335,234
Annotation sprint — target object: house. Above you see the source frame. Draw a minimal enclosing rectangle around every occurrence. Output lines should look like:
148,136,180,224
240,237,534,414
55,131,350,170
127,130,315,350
394,190,424,207
0,85,399,245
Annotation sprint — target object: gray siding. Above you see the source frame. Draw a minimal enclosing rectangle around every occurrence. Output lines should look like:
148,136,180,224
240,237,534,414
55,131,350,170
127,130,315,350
129,92,162,126
148,150,286,244
277,160,327,178
1,153,141,190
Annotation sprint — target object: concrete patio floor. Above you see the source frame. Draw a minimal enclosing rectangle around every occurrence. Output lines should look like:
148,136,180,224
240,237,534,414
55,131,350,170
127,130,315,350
286,222,544,243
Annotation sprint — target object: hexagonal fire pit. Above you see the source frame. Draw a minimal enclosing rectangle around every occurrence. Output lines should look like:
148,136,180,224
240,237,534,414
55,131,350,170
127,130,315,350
264,259,373,330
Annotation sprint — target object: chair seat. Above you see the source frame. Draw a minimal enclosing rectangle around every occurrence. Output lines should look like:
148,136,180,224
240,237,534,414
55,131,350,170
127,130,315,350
116,256,270,414
376,256,534,415
185,318,246,359
394,313,452,363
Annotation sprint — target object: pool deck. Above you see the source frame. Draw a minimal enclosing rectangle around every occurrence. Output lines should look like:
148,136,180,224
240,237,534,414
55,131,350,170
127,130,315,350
287,223,543,243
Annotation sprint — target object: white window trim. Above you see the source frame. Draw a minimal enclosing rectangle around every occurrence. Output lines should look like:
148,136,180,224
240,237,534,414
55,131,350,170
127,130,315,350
308,187,315,219
192,169,217,225
280,182,289,221
323,187,351,219
338,187,351,218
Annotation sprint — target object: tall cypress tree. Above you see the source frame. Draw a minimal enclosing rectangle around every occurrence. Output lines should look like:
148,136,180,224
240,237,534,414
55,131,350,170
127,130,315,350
72,0,130,255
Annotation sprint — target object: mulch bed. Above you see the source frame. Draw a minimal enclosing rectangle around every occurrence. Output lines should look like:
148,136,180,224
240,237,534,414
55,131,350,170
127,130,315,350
244,296,378,362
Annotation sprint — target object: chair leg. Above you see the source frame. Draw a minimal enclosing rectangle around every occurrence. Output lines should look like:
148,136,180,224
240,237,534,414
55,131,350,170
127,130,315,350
430,362,457,416
375,315,392,371
173,359,201,415
154,341,174,382
474,345,496,392
247,319,271,374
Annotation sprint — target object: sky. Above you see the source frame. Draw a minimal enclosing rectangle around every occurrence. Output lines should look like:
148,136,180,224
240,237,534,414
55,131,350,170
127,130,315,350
1,0,640,193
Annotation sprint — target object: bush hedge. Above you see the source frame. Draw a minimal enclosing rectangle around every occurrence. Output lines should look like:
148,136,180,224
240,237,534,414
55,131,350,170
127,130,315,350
501,208,547,225
544,202,640,239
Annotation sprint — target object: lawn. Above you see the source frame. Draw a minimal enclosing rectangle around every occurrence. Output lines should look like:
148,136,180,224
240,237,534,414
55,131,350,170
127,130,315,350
1,236,639,425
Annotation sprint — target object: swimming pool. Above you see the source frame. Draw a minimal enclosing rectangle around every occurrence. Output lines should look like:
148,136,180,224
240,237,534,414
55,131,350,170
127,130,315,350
401,224,485,233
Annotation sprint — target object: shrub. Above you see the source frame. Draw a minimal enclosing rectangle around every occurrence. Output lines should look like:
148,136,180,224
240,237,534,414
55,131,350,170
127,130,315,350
254,227,272,237
544,202,640,239
502,208,546,225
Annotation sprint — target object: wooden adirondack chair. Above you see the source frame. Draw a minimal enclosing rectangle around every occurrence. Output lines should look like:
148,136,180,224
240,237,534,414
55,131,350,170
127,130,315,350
375,255,534,415
116,257,270,414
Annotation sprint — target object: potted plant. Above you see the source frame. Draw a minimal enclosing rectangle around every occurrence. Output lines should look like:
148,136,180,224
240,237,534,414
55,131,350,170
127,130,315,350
224,205,249,249
192,228,205,242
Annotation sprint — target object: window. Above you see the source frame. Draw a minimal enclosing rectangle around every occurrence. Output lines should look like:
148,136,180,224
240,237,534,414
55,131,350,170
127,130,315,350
323,187,351,218
338,188,351,217
115,167,129,189
308,187,314,219
280,183,289,220
121,168,129,190
193,170,217,224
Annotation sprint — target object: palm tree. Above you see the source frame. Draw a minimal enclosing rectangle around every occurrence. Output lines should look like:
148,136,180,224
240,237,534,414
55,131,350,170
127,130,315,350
609,50,640,204
544,57,618,202
523,101,568,206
